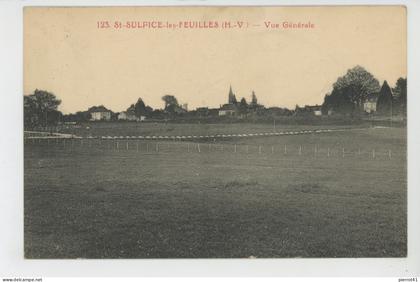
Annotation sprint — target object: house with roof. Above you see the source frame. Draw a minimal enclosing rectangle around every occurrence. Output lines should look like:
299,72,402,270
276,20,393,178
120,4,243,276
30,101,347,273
118,104,147,121
363,93,379,113
309,105,322,116
219,86,240,116
88,105,112,121
219,103,238,116
118,111,142,121
295,105,322,116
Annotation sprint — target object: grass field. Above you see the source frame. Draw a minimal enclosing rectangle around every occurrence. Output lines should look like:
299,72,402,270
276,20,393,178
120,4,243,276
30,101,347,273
24,125,407,258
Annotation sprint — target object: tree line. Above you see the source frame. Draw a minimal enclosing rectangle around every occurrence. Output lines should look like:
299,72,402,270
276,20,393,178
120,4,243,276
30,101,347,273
321,66,407,116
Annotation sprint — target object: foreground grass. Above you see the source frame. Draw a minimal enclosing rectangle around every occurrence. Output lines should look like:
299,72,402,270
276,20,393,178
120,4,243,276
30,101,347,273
24,128,406,258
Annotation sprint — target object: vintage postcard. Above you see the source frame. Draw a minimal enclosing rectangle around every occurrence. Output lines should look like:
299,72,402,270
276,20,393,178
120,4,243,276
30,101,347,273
23,6,407,258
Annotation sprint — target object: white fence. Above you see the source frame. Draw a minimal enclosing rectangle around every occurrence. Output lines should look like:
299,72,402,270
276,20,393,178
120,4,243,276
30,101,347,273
24,128,360,140
24,137,402,160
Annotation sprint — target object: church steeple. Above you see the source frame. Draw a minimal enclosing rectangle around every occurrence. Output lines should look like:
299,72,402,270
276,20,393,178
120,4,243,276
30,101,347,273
228,85,237,104
251,90,257,106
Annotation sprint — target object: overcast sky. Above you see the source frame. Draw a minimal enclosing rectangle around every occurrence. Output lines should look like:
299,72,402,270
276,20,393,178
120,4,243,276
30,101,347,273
24,6,406,114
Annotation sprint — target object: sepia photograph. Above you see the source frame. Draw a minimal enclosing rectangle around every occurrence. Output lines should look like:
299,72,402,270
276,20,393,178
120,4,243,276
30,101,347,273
23,6,407,259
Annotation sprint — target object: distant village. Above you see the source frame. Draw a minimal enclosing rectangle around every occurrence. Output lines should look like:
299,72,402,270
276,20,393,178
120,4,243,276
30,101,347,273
24,66,407,129
71,86,323,123
74,81,402,123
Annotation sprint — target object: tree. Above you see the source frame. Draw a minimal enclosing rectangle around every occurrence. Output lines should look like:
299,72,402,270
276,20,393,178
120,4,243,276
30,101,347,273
24,89,62,128
134,98,147,117
239,97,248,115
333,66,380,108
63,111,91,123
322,87,354,115
162,95,179,114
145,106,153,117
46,110,63,125
24,95,39,128
127,104,135,112
321,93,331,115
322,66,380,114
376,80,393,115
393,77,407,114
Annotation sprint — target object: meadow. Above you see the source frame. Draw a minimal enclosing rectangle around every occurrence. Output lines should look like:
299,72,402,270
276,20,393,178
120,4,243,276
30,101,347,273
24,124,407,258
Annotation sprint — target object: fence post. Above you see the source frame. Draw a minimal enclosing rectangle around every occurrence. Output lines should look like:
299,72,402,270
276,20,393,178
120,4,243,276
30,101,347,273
137,141,139,152
284,145,287,155
327,147,330,157
198,143,201,153
126,141,129,150
117,141,119,151
299,146,302,156
372,149,375,159
156,143,159,152
246,145,249,154
147,143,149,152
234,144,237,153
188,143,190,152
259,146,262,155
271,146,274,154
342,148,345,158
388,149,392,159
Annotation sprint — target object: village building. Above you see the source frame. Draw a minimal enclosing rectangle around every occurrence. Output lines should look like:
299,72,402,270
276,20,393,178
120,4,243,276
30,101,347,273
218,103,238,116
118,109,146,121
88,105,112,121
363,93,379,113
118,111,137,121
219,86,239,116
305,105,322,116
295,105,322,116
181,103,188,111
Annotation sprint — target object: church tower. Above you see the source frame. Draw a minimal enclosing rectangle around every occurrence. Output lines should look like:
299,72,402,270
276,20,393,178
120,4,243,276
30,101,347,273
228,85,237,104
